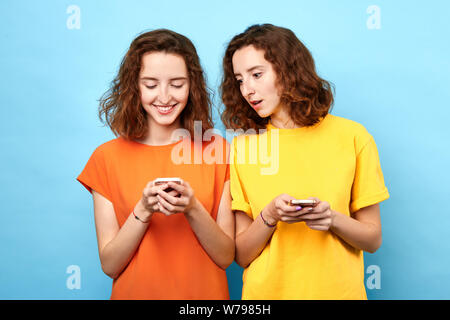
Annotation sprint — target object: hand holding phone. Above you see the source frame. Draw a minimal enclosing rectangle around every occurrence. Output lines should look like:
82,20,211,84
155,179,197,216
154,178,182,194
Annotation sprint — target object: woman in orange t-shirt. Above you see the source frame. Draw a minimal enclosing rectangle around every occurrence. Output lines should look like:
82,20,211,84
77,29,234,299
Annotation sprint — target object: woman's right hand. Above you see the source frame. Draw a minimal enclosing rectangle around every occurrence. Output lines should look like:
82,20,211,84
263,194,314,225
135,180,180,221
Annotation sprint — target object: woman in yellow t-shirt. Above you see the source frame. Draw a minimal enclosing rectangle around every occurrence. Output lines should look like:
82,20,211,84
220,24,389,299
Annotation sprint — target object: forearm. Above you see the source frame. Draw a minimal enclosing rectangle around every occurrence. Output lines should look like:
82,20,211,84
235,209,276,268
100,202,151,279
184,199,234,269
330,210,382,253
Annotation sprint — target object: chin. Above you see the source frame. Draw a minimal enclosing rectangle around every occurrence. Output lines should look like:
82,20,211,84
256,110,272,118
154,116,179,126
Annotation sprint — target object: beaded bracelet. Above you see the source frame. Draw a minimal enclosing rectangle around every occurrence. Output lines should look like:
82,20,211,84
260,211,277,228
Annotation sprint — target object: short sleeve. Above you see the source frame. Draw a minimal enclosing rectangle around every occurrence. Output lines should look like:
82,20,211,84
222,137,230,182
230,137,252,217
350,135,389,213
225,162,230,182
77,146,112,202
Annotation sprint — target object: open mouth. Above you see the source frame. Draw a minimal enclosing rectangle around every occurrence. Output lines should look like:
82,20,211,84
250,100,263,109
153,103,177,115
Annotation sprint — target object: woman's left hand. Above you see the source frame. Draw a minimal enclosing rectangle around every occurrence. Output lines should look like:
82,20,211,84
156,180,197,216
300,197,335,231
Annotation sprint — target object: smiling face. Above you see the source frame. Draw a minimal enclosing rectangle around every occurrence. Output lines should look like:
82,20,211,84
232,45,282,118
139,51,190,128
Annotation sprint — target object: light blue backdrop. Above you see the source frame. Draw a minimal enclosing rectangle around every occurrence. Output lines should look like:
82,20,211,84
1,0,449,299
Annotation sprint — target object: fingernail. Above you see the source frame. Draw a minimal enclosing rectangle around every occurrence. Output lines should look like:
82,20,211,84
296,206,302,211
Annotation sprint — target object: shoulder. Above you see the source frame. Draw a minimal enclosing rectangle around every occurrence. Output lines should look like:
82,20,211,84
230,130,259,149
325,114,367,132
324,114,372,141
91,137,129,158
320,114,376,155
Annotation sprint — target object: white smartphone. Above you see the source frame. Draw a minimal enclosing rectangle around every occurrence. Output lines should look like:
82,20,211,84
154,178,182,194
289,199,317,207
154,177,183,185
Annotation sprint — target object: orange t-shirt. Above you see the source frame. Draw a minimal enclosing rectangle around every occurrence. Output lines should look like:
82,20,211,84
77,135,230,300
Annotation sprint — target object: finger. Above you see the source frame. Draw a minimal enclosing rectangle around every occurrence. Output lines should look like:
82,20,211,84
308,196,320,203
147,196,158,207
277,199,299,213
167,189,180,197
157,189,182,206
280,215,304,223
310,199,329,213
145,184,167,197
299,210,331,221
157,195,175,212
279,193,297,204
157,195,184,213
281,206,314,217
158,203,174,216
152,203,160,212
167,181,186,195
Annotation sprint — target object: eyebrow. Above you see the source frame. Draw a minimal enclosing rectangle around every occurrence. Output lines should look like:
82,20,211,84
140,77,188,81
234,65,265,77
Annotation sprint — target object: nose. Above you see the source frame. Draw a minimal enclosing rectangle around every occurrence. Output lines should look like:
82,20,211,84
240,79,255,98
158,85,171,104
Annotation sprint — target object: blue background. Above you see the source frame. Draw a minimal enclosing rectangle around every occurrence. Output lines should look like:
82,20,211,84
1,0,449,299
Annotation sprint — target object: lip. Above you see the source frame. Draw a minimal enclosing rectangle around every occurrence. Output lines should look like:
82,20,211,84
249,99,263,110
153,103,177,115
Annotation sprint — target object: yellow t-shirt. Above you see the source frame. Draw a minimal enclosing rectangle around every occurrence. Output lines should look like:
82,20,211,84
230,114,389,300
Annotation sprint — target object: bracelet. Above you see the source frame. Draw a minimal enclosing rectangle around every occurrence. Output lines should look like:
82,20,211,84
260,211,277,228
132,210,150,224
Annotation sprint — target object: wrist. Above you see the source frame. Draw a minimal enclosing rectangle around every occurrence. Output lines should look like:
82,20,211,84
262,207,278,226
135,200,153,222
184,197,200,219
329,209,339,231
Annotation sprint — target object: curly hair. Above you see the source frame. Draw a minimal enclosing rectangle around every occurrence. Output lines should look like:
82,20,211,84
99,29,213,140
220,24,334,131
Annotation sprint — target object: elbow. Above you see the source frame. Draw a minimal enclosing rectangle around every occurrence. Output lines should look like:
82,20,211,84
366,236,382,254
235,258,250,269
234,239,252,268
234,248,251,269
99,247,121,279
217,241,235,270
100,255,121,279
217,254,234,270
218,260,233,270
101,264,119,280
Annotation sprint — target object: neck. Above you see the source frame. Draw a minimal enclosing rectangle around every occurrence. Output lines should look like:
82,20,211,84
137,117,183,146
270,105,299,129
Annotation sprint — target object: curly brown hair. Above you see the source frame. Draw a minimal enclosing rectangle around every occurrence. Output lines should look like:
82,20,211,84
220,24,334,131
99,29,213,140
